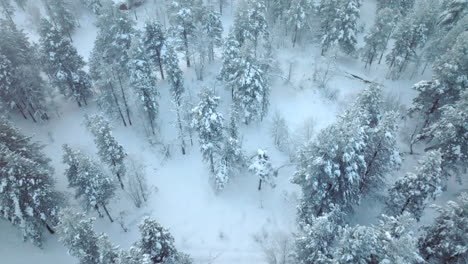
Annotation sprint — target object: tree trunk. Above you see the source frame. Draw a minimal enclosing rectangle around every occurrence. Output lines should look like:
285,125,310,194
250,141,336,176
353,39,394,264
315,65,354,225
400,198,411,215
45,223,55,234
95,204,103,218
176,109,186,155
102,204,114,223
258,178,262,191
116,74,132,126
183,30,191,67
157,53,165,80
16,103,28,120
209,152,214,173
108,82,128,126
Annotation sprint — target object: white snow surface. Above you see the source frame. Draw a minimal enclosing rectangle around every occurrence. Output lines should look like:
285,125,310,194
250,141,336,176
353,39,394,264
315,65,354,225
1,1,466,263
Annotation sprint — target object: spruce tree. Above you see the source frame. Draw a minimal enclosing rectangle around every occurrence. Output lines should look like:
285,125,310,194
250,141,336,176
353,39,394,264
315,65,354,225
167,0,196,67
233,0,268,49
218,32,241,88
136,217,178,264
418,193,468,264
337,0,360,55
62,144,116,222
0,120,62,247
201,8,223,62
39,19,92,107
191,87,224,174
142,21,166,80
385,151,443,221
85,114,127,189
129,37,159,135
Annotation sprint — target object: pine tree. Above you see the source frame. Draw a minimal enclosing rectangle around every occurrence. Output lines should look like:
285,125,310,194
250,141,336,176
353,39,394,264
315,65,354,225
163,44,187,155
418,193,468,264
0,0,15,24
62,144,116,222
230,50,269,124
385,151,443,221
142,21,166,80
129,37,159,135
333,213,423,263
201,9,223,62
318,0,340,54
0,120,62,247
293,207,343,263
57,209,101,264
376,0,415,17
233,0,268,49
337,0,360,55
218,32,241,87
82,0,103,15
85,114,127,189
286,0,313,47
418,90,468,178
292,108,368,218
167,0,196,67
438,0,467,31
191,87,224,174
361,8,396,67
249,149,275,191
39,19,92,107
136,217,178,264
42,0,77,40
0,20,48,122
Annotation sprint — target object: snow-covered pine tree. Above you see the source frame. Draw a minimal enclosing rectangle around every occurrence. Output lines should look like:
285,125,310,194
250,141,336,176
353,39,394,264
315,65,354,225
0,0,15,23
418,192,468,264
39,19,92,107
438,0,467,31
0,119,62,247
293,207,343,263
385,151,443,221
85,114,127,189
0,20,48,122
318,0,340,54
286,0,313,47
167,0,196,67
376,0,415,17
201,8,223,62
163,43,187,155
233,0,268,49
142,21,166,80
337,0,360,55
98,233,120,264
230,50,270,124
418,90,468,178
42,0,77,41
62,144,116,222
361,8,396,68
129,37,159,135
219,32,241,87
57,209,101,264
249,149,275,191
191,87,224,174
82,0,103,15
292,106,367,218
136,217,178,264
333,213,423,263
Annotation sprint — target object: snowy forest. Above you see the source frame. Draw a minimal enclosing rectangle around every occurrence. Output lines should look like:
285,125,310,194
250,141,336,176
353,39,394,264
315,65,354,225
0,0,466,263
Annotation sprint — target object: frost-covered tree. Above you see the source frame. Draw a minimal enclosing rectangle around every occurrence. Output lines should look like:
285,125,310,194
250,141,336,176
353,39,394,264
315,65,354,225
167,0,196,67
136,217,178,264
293,207,343,263
438,0,467,31
337,0,360,54
230,51,269,124
417,90,468,178
361,8,396,67
129,37,159,135
57,209,101,264
292,108,367,218
0,20,48,121
81,0,103,15
201,9,223,62
249,149,275,191
85,114,127,189
218,32,241,87
62,145,116,222
42,0,77,40
142,21,166,80
163,44,187,155
286,0,313,47
233,0,268,49
333,213,423,263
0,0,15,23
386,151,443,221
0,120,62,247
418,193,468,264
191,87,224,173
39,19,92,107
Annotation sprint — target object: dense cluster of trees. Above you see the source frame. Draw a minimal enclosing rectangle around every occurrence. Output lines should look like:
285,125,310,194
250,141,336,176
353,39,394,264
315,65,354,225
0,0,466,263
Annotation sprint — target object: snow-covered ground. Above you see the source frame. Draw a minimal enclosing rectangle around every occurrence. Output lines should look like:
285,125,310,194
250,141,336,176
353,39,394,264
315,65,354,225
1,1,466,263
